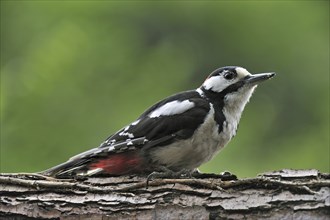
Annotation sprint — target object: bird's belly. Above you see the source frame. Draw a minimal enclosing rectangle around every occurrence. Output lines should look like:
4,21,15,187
151,139,221,171
151,106,233,171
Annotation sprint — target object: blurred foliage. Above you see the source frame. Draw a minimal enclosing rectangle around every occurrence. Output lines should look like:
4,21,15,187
1,1,329,177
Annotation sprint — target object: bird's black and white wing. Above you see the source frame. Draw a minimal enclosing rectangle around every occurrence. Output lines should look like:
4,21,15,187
42,90,211,177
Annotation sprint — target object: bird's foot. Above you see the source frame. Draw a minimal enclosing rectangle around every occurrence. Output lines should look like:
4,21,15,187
191,170,237,181
146,166,193,187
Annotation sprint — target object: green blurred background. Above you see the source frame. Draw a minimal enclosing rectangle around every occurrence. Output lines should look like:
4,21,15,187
1,1,329,177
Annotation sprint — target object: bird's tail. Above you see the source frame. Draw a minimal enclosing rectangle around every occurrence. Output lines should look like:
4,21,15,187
40,138,148,178
39,147,101,178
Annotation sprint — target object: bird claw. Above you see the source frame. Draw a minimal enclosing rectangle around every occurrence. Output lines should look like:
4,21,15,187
146,167,193,188
191,170,237,180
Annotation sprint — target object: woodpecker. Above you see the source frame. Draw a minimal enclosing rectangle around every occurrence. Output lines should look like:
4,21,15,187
42,66,275,178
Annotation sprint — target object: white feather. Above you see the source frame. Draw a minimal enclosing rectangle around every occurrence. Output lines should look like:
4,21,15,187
149,100,195,118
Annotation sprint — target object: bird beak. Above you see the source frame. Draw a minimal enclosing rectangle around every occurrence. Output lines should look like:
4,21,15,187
244,72,276,85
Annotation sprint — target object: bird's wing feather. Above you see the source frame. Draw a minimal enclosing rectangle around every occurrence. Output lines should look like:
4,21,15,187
101,90,210,149
43,90,210,177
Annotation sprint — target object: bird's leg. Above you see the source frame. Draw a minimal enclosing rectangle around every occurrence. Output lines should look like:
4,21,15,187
146,166,194,187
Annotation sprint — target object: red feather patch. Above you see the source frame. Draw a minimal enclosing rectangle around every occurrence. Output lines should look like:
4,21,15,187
89,151,144,175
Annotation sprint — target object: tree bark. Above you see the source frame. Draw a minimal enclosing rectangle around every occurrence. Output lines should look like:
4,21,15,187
0,169,329,220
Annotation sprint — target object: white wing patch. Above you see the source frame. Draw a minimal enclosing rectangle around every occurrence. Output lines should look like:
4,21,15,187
118,119,140,138
149,100,195,118
119,130,134,138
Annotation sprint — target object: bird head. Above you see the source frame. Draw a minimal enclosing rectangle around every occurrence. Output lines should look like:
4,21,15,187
201,66,275,94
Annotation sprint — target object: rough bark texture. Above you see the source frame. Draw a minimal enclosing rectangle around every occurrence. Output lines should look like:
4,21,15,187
0,169,329,220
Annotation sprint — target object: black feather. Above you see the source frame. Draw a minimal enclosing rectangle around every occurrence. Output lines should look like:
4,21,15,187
104,90,211,148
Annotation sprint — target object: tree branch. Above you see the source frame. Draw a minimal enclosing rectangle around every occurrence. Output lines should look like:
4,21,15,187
0,169,329,219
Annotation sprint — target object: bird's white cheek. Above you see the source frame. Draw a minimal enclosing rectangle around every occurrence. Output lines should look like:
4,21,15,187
203,76,232,93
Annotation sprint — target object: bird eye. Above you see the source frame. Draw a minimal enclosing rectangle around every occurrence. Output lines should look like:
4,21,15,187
223,72,236,80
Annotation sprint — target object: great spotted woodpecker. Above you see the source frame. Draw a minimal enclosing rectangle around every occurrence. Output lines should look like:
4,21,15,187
42,66,275,178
